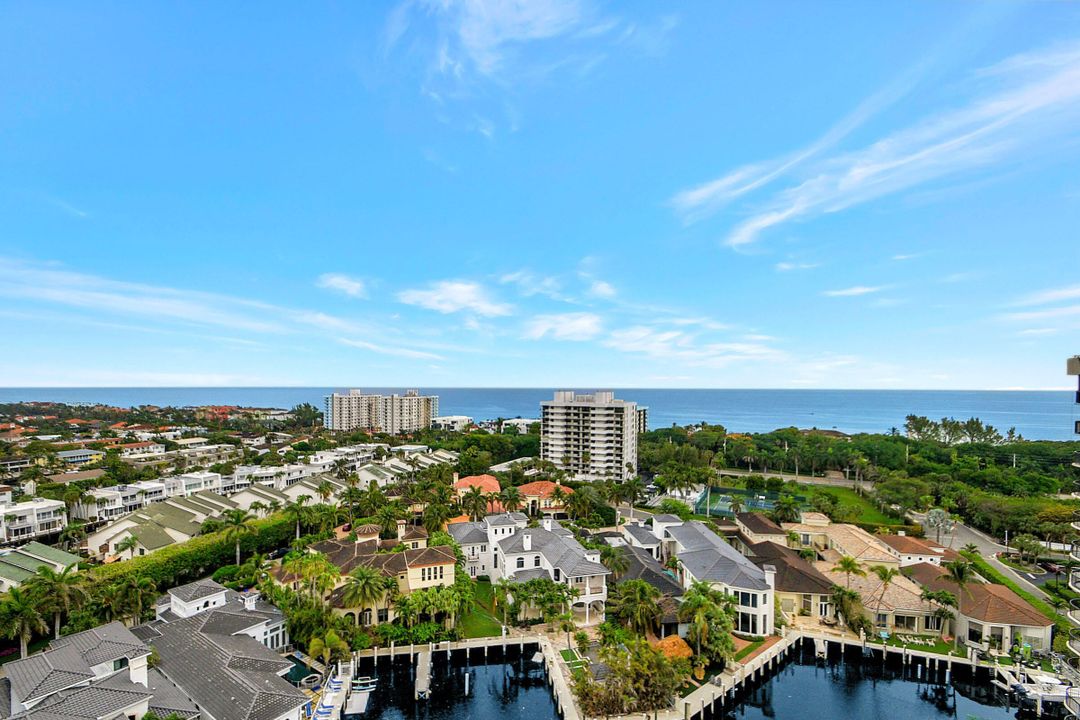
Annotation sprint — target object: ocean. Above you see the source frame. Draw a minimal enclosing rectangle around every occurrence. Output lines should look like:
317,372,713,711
0,387,1076,440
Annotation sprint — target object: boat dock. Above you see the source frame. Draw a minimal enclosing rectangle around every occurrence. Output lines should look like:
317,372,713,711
415,650,432,700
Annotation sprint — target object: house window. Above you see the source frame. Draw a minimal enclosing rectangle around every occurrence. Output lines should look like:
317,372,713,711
894,615,917,631
737,613,758,634
554,569,560,581
534,556,541,567
516,557,525,569
113,656,129,671
818,600,831,618
481,545,486,552
876,613,888,628
925,615,942,632
377,608,388,623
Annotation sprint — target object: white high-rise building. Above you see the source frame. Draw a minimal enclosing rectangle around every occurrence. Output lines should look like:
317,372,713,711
324,389,439,435
540,390,639,481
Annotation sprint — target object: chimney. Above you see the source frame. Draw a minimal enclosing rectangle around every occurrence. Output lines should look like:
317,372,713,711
763,564,776,590
453,472,459,483
523,533,532,551
242,592,258,611
542,518,552,532
396,519,406,540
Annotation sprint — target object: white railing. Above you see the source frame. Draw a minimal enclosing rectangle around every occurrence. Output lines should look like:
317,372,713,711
1066,686,1080,717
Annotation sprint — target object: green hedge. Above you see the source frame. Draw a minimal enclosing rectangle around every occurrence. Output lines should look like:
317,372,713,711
89,515,293,590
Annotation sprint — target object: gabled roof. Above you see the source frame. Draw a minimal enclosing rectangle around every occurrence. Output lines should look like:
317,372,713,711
454,474,501,494
623,524,659,547
447,521,488,545
736,512,785,536
517,481,573,499
667,521,770,591
908,566,1050,628
617,545,683,597
498,525,607,578
169,578,227,603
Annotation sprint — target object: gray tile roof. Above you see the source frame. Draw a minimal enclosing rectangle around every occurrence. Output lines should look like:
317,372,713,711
498,526,608,579
617,545,683,597
148,603,305,720
447,521,488,545
169,578,227,602
5,622,149,706
486,512,528,527
667,521,770,591
624,524,659,546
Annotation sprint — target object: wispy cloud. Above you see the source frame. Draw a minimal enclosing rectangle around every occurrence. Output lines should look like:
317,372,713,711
47,197,89,219
672,40,1080,247
524,312,602,340
891,253,924,261
822,285,885,297
775,261,819,272
1000,304,1080,322
587,279,616,298
339,338,444,360
603,325,783,368
1013,284,1080,307
499,269,566,300
317,273,367,298
398,280,513,316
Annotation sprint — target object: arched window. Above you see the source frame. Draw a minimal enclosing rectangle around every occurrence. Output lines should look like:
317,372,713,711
516,557,525,569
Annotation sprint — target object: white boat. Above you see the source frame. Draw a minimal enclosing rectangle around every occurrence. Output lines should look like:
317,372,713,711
351,676,377,692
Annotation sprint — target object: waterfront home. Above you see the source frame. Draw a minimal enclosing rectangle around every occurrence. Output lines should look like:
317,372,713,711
132,583,306,720
905,562,1052,651
783,513,900,569
0,497,67,543
276,523,455,627
447,511,529,577
743,540,835,624
878,534,959,567
828,565,938,635
85,491,237,559
492,517,608,624
658,519,776,635
0,541,80,591
150,578,290,651
0,621,198,720
517,480,573,516
614,544,685,637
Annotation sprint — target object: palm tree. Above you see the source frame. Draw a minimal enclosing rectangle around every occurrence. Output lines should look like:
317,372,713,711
309,630,349,670
461,486,488,521
221,508,256,566
829,585,863,631
25,564,87,638
341,566,388,624
728,495,744,515
499,486,522,513
550,484,568,512
332,458,350,480
116,575,157,625
249,500,267,518
0,587,47,657
115,534,140,560
943,559,975,598
374,503,404,539
920,588,957,641
770,495,801,524
422,501,452,533
493,577,515,626
677,581,731,658
607,579,661,635
559,613,576,651
869,565,899,629
831,556,865,588
600,545,629,579
316,479,335,503
284,496,312,540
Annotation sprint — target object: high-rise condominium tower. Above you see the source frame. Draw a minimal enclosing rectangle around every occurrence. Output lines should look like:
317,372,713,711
540,390,640,481
323,389,438,435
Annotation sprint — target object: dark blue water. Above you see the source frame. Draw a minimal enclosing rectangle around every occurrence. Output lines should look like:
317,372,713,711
356,645,1017,720
0,387,1075,440
739,659,1014,720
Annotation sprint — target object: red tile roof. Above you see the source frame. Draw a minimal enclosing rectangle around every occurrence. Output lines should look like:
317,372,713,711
454,474,501,494
517,481,573,498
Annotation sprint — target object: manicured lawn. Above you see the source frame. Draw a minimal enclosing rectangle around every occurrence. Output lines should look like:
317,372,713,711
474,578,495,612
459,606,502,638
866,634,965,657
801,485,898,524
733,639,765,662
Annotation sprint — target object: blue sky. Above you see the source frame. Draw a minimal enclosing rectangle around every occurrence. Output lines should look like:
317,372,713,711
1,1,1079,389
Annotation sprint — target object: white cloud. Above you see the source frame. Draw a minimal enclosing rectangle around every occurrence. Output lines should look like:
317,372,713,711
673,40,1080,247
499,270,566,300
775,261,819,272
317,273,367,298
339,338,445,360
1000,304,1080,322
822,285,885,297
398,280,513,316
524,312,602,341
1013,284,1080,307
891,253,922,261
1018,328,1058,336
603,325,783,368
588,279,616,298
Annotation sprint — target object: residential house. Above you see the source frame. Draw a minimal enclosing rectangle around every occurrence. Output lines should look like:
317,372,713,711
517,480,573,516
0,541,80,592
659,519,775,635
0,622,197,720
831,564,937,634
0,497,67,543
744,540,835,624
132,582,306,720
491,517,608,625
56,449,105,465
784,513,900,570
614,543,685,637
879,534,959,567
447,511,529,578
733,512,789,549
906,562,1053,651
85,491,237,559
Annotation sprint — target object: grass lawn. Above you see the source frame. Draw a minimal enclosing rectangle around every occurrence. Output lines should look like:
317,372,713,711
801,485,898,525
866,634,965,657
733,639,766,662
459,606,502,639
474,578,495,612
